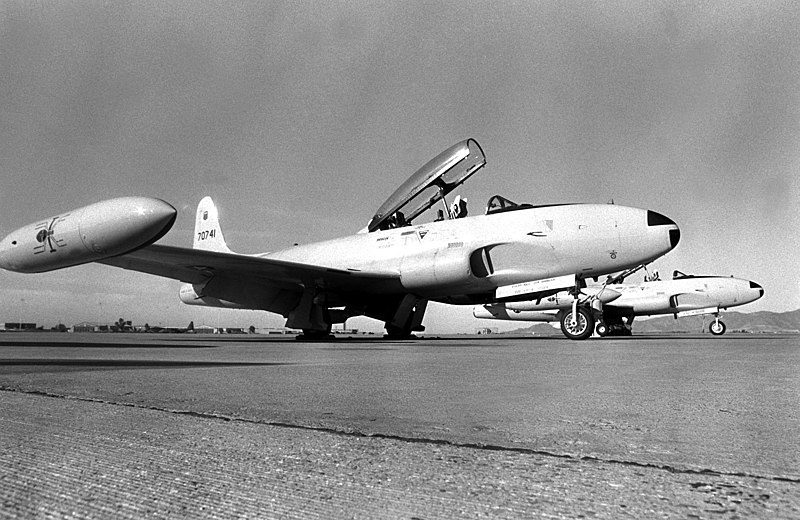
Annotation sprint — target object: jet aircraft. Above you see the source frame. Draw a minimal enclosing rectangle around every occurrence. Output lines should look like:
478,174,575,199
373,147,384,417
474,269,764,338
0,139,680,339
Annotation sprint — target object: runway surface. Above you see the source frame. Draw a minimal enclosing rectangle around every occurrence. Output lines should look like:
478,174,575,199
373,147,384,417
1,332,798,518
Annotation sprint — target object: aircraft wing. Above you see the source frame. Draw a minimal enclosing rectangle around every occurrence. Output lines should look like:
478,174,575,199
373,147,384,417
99,244,403,294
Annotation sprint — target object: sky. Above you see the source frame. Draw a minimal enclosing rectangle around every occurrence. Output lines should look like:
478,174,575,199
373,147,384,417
0,1,798,333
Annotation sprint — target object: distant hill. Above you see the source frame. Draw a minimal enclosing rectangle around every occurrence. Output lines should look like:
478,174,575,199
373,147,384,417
633,308,800,334
508,323,562,336
499,322,561,336
508,309,800,335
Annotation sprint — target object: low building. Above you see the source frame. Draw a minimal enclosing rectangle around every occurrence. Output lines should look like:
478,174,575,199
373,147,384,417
72,322,99,333
193,324,215,334
2,323,37,331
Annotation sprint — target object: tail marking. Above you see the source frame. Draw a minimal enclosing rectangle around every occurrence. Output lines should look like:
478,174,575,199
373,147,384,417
193,196,232,253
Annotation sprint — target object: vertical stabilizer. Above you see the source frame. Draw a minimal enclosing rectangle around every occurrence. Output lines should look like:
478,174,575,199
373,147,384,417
193,196,232,253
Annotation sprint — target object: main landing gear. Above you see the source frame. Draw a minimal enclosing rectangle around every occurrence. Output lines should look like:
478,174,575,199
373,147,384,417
595,316,633,337
594,320,609,337
296,328,335,341
382,295,428,340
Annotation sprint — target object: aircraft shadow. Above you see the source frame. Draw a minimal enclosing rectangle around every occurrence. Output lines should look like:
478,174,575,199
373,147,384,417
0,341,217,349
0,359,290,372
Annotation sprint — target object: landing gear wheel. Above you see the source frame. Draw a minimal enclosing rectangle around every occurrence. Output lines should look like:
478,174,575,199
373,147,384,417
709,320,726,336
384,324,415,340
560,307,594,341
296,329,335,341
595,321,608,337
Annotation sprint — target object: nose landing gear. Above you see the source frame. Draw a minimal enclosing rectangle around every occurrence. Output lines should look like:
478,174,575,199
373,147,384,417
560,305,594,340
559,280,607,341
709,317,727,335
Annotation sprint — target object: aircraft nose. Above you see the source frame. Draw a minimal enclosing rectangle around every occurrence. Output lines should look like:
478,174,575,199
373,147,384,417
749,281,764,299
0,235,13,270
647,210,680,249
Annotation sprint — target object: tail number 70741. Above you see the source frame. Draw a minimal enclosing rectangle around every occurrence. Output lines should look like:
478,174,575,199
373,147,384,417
197,229,216,241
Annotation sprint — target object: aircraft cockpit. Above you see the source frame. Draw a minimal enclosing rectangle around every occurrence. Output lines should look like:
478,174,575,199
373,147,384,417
611,268,721,285
365,138,556,232
671,270,719,280
484,195,534,215
366,139,486,232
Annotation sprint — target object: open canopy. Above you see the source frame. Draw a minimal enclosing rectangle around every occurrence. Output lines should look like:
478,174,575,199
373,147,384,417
367,139,486,232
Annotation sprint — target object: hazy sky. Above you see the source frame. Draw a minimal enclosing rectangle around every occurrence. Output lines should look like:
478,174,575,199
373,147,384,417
1,1,798,332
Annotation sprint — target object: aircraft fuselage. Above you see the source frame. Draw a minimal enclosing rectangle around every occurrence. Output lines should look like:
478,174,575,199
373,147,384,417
0,137,681,338
265,203,679,303
0,198,680,328
604,276,764,315
475,275,764,321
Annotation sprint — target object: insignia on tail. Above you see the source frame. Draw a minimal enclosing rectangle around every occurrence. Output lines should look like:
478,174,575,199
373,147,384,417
193,196,232,253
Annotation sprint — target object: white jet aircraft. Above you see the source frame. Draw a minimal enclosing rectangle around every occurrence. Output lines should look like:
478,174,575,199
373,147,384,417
0,139,680,339
474,269,763,338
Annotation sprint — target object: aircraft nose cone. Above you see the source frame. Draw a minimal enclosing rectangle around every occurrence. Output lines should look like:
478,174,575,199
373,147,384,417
584,286,622,304
0,235,14,270
647,210,680,249
601,287,622,304
750,281,764,299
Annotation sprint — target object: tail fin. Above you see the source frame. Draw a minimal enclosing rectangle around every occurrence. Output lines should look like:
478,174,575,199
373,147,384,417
193,196,233,253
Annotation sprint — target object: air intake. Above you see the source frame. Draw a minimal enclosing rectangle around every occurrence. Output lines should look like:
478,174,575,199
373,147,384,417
670,229,681,249
647,210,675,227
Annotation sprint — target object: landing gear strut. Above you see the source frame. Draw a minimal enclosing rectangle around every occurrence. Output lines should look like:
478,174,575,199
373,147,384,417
558,277,605,340
709,317,727,335
560,305,594,341
384,295,428,339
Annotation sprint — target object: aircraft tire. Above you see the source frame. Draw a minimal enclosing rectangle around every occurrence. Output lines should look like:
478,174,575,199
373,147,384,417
560,307,594,341
384,324,414,340
595,321,608,337
709,320,726,335
297,329,335,341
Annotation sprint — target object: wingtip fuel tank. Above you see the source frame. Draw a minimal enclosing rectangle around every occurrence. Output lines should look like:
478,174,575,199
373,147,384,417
0,197,176,273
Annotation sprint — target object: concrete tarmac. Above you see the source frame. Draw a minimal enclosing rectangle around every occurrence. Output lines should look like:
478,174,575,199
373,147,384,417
0,332,798,518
